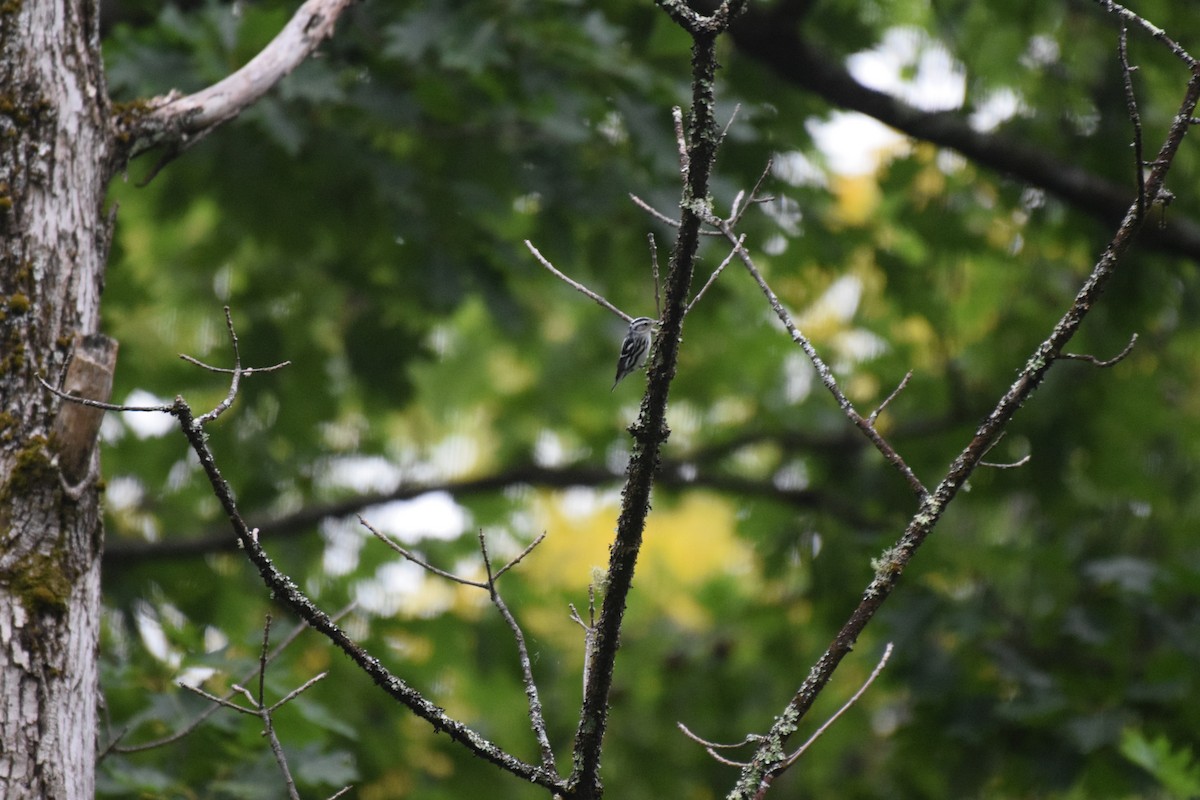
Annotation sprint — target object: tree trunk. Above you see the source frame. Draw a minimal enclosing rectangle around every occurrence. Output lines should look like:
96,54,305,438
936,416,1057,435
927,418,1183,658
0,0,114,797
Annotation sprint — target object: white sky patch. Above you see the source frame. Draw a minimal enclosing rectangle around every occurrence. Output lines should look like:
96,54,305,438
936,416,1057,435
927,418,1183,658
802,274,862,325
782,352,815,404
320,455,403,493
809,26,967,176
121,389,176,438
971,87,1024,133
559,487,609,520
772,150,828,188
354,560,428,616
849,27,966,112
362,491,470,543
322,517,365,576
134,601,181,668
104,475,145,512
534,430,590,467
809,113,906,175
429,433,479,477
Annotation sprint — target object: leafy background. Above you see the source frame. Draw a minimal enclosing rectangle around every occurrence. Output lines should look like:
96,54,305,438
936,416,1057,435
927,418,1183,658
96,0,1200,797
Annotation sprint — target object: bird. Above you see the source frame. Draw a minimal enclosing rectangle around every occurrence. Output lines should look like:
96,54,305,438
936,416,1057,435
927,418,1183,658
612,316,656,390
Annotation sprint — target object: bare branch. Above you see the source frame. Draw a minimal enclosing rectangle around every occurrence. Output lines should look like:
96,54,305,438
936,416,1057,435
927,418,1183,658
570,11,747,791
180,683,254,714
268,671,328,713
178,354,291,376
718,227,928,499
568,586,598,699
980,454,1032,470
630,193,681,229
164,390,558,790
524,239,631,322
119,0,357,161
718,103,742,152
37,373,171,414
192,307,270,425
729,55,1200,800
630,192,723,235
677,723,756,767
255,616,303,800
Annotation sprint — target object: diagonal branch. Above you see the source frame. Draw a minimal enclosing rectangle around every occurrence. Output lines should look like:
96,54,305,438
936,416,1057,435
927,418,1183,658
168,396,562,792
711,216,928,500
727,53,1200,800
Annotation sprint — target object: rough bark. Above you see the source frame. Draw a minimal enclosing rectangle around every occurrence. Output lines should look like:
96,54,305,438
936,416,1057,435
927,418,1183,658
0,0,114,797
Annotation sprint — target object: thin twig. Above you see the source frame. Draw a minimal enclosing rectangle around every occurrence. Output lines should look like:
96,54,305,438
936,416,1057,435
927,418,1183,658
568,585,597,701
730,158,775,228
36,374,171,413
630,192,723,235
717,224,928,499
478,530,558,774
255,616,302,800
524,240,631,322
868,371,913,426
179,354,290,375
718,102,742,151
268,671,328,713
778,642,894,769
685,236,743,315
493,532,548,581
630,193,681,228
1118,26,1147,218
1060,332,1139,367
180,683,252,713
980,454,1032,469
360,519,556,773
677,723,755,767
103,606,353,758
194,307,247,425
358,515,487,588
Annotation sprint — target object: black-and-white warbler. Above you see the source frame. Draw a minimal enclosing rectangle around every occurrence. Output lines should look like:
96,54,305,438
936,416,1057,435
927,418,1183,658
612,316,656,390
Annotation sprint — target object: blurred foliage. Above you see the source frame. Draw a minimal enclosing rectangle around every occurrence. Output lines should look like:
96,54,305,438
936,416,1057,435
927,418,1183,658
96,0,1200,797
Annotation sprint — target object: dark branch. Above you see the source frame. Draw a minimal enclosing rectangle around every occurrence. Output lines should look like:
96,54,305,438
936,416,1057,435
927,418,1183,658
727,13,1200,262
